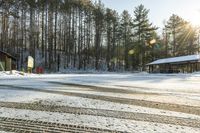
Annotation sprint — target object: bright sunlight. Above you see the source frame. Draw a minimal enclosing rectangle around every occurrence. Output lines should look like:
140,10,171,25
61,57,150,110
186,10,200,26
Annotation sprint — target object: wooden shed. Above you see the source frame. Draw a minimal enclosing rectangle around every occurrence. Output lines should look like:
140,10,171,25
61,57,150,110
146,55,200,73
0,50,17,71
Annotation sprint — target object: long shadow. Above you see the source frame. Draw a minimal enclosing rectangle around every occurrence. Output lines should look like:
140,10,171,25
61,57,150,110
47,81,158,95
54,73,195,86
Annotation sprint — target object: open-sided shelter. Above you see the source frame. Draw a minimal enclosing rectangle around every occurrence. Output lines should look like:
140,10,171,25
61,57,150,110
147,55,200,73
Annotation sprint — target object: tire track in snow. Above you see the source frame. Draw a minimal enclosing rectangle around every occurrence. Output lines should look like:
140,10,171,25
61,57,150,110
0,117,121,133
0,84,200,116
0,102,200,128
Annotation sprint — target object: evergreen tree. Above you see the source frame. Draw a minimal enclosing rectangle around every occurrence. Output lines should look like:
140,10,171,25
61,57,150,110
165,14,198,56
133,4,157,70
120,10,132,70
0,1,199,72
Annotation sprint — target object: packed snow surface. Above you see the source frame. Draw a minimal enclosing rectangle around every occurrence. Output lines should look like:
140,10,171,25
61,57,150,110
0,72,200,132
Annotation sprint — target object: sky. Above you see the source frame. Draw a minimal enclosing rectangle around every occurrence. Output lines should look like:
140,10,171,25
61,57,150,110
96,0,200,31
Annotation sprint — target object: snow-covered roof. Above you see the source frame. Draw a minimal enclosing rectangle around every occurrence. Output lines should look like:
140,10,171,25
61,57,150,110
147,54,200,65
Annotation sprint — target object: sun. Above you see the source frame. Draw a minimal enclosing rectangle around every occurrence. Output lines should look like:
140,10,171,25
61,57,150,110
186,10,200,26
189,16,200,26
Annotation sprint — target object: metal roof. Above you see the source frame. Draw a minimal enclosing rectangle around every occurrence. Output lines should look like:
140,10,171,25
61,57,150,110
147,54,200,65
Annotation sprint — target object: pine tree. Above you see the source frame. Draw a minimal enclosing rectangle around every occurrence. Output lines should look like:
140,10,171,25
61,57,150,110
120,10,132,71
165,14,198,56
93,0,105,70
133,4,157,71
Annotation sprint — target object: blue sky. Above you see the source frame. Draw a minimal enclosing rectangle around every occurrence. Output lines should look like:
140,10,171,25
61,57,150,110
96,0,200,30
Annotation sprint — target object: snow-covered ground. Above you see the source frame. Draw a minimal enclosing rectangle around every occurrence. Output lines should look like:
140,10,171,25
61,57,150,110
0,89,199,120
1,107,200,133
1,72,200,105
0,72,200,132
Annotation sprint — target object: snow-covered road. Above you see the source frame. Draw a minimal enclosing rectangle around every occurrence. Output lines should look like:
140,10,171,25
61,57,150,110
0,72,200,132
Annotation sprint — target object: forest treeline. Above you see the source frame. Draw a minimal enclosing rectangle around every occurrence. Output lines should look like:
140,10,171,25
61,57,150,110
0,0,199,71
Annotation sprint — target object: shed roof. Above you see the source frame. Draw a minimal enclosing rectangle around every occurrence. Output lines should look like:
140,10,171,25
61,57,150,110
0,50,17,60
147,54,200,65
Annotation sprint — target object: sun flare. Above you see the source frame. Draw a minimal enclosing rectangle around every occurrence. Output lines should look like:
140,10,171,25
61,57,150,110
186,10,200,26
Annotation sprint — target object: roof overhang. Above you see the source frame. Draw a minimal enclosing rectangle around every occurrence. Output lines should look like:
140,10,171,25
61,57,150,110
147,55,200,66
0,50,17,60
